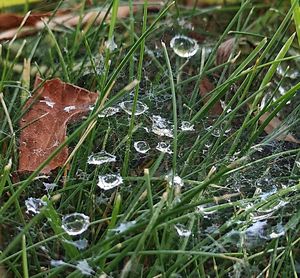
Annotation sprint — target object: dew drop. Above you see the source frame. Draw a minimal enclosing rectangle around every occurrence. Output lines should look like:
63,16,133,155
119,100,148,116
134,141,150,154
87,151,116,165
174,224,191,237
25,197,47,215
151,115,173,138
98,107,120,118
97,174,123,190
170,35,199,58
156,142,173,154
61,213,90,236
180,121,195,131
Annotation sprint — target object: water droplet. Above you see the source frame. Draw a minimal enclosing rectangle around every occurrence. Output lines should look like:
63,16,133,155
111,221,137,233
25,197,47,215
64,239,88,250
180,121,195,131
170,35,199,58
119,100,148,116
40,97,55,108
156,142,173,154
76,260,95,276
105,37,117,52
97,174,123,190
174,224,191,237
98,107,120,118
87,151,116,165
152,115,173,138
61,213,90,236
134,141,150,154
295,161,300,168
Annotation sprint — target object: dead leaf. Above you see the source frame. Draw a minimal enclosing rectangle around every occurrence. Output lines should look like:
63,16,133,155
18,76,98,173
0,4,161,41
0,12,50,30
199,77,223,116
215,38,235,66
258,111,300,143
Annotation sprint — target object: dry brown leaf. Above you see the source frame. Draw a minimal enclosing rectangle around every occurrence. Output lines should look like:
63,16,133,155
215,38,235,66
18,76,98,173
0,4,160,41
258,111,300,144
199,77,223,116
0,10,72,31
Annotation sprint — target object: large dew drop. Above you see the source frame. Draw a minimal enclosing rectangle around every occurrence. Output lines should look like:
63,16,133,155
170,35,199,58
25,197,47,215
97,174,123,190
87,151,116,165
134,141,150,154
156,142,173,154
61,213,90,236
119,100,148,116
152,115,173,138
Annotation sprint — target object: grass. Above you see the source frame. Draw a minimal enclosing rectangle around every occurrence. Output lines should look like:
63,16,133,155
0,0,300,277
